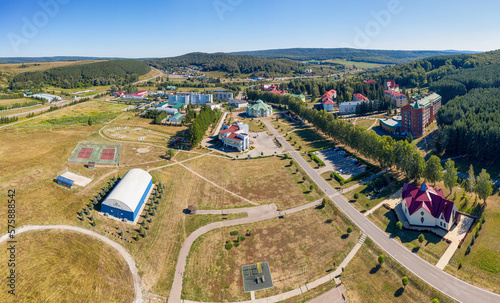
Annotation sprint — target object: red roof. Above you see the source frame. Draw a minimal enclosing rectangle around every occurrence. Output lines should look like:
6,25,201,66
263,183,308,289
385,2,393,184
353,93,369,101
219,125,239,134
402,182,455,223
364,80,376,83
269,90,287,95
135,90,148,96
227,133,242,141
323,98,334,105
114,90,125,94
385,90,407,99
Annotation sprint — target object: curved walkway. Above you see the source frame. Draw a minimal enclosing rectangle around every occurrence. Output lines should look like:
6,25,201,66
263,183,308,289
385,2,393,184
0,225,142,303
168,200,322,303
263,119,500,303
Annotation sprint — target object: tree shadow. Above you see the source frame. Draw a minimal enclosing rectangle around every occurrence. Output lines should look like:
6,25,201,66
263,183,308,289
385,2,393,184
315,205,325,210
341,234,349,239
369,265,380,274
394,287,405,297
324,219,333,224
412,246,420,253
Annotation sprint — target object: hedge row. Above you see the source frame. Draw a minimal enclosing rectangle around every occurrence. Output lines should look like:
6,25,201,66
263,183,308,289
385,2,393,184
308,151,326,166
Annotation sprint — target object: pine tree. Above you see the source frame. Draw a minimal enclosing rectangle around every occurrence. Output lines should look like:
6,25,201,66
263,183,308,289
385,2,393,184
467,165,476,193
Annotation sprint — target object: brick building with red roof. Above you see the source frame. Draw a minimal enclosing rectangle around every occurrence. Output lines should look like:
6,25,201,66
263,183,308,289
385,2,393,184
400,182,459,231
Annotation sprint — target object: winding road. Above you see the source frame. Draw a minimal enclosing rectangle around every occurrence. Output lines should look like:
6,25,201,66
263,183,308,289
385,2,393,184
263,119,500,303
0,225,143,303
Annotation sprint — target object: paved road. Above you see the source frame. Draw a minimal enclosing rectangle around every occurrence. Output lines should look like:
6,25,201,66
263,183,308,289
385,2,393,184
263,120,500,303
0,225,143,303
133,67,164,85
168,200,322,303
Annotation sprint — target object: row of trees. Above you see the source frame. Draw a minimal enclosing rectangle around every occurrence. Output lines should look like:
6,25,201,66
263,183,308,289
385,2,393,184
11,59,150,89
188,106,222,146
144,109,169,125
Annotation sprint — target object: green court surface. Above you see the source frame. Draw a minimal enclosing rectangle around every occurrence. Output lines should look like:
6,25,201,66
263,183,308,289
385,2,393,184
68,142,122,165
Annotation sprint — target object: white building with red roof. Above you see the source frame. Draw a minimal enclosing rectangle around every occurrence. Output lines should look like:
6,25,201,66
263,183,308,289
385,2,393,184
400,182,459,231
384,80,400,92
321,89,337,112
218,121,250,152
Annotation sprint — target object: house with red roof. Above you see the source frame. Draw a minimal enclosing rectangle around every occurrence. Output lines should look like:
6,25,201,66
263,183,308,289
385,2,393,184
401,182,459,231
384,80,400,92
218,121,250,152
385,90,408,107
321,90,337,112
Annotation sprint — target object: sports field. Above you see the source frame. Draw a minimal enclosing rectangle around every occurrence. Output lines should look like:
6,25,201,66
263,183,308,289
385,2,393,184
68,142,122,165
102,125,171,143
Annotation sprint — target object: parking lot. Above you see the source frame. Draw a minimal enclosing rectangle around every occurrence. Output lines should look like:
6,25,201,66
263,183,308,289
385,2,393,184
202,131,285,158
315,148,367,179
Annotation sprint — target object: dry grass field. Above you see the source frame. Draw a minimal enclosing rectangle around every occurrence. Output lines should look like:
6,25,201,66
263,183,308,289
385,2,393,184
183,155,324,208
0,60,105,76
0,230,134,303
0,104,48,117
182,204,360,301
343,238,455,303
0,97,36,106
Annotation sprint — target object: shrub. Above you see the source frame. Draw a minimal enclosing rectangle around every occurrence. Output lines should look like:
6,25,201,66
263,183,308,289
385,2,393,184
353,192,359,199
234,242,240,247
471,234,475,245
465,244,471,255
239,236,246,242
402,276,409,288
308,151,326,166
431,299,440,303
378,254,385,266
321,198,328,207
230,230,239,236
347,226,353,233
225,241,233,250
418,233,425,245
331,171,344,183
396,221,403,230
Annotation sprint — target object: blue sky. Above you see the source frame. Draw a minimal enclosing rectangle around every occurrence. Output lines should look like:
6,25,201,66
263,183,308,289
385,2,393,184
0,0,499,58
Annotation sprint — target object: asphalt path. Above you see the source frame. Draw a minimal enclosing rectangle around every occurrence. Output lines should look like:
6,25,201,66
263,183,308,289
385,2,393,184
263,119,500,303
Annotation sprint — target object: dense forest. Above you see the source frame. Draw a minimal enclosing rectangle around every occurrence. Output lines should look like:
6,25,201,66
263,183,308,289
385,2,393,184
230,48,470,64
436,88,500,161
11,59,150,89
144,53,303,76
370,49,500,101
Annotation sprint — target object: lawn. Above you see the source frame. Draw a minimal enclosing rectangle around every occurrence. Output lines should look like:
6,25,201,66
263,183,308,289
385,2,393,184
272,118,332,151
182,204,360,302
325,59,388,69
182,155,324,208
0,230,134,303
14,101,127,130
320,171,359,190
369,207,449,265
342,238,455,303
444,183,500,293
354,118,377,130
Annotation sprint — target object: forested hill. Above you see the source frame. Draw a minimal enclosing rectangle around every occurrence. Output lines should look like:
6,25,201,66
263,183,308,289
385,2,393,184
11,59,150,89
370,49,500,102
143,53,303,76
229,48,472,64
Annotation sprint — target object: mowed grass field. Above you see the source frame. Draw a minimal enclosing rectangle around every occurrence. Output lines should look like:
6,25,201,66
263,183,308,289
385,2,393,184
343,238,455,303
0,97,37,106
0,230,134,303
182,204,360,301
271,119,332,151
183,155,324,208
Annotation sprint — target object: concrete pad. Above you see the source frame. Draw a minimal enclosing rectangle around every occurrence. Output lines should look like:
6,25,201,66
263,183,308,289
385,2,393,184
60,171,93,187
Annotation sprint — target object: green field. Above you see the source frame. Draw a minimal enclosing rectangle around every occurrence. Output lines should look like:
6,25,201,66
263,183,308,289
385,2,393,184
325,59,389,69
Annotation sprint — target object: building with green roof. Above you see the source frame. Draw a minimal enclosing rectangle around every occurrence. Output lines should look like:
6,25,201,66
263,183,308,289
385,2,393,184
169,113,183,123
246,100,273,117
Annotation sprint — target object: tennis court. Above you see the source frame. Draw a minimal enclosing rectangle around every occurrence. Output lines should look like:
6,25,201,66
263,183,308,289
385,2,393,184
100,148,116,161
77,147,94,159
68,142,121,166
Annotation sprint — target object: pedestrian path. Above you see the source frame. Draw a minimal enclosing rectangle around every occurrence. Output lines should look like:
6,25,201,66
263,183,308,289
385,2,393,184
180,233,366,303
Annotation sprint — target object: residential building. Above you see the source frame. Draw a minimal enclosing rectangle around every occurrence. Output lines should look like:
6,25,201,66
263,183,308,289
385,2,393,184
228,99,249,108
218,121,250,152
339,101,363,114
400,182,459,231
384,80,399,92
135,90,149,97
122,94,144,101
169,113,183,123
214,92,233,101
246,100,273,117
400,92,442,137
321,89,337,112
112,91,125,97
353,93,369,102
207,103,222,110
168,93,213,105
385,90,408,108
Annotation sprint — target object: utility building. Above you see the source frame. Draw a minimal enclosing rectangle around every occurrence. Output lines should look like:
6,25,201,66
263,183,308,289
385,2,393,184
101,169,153,222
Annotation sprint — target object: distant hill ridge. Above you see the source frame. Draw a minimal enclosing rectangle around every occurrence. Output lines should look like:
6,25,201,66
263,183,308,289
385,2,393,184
229,48,479,64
